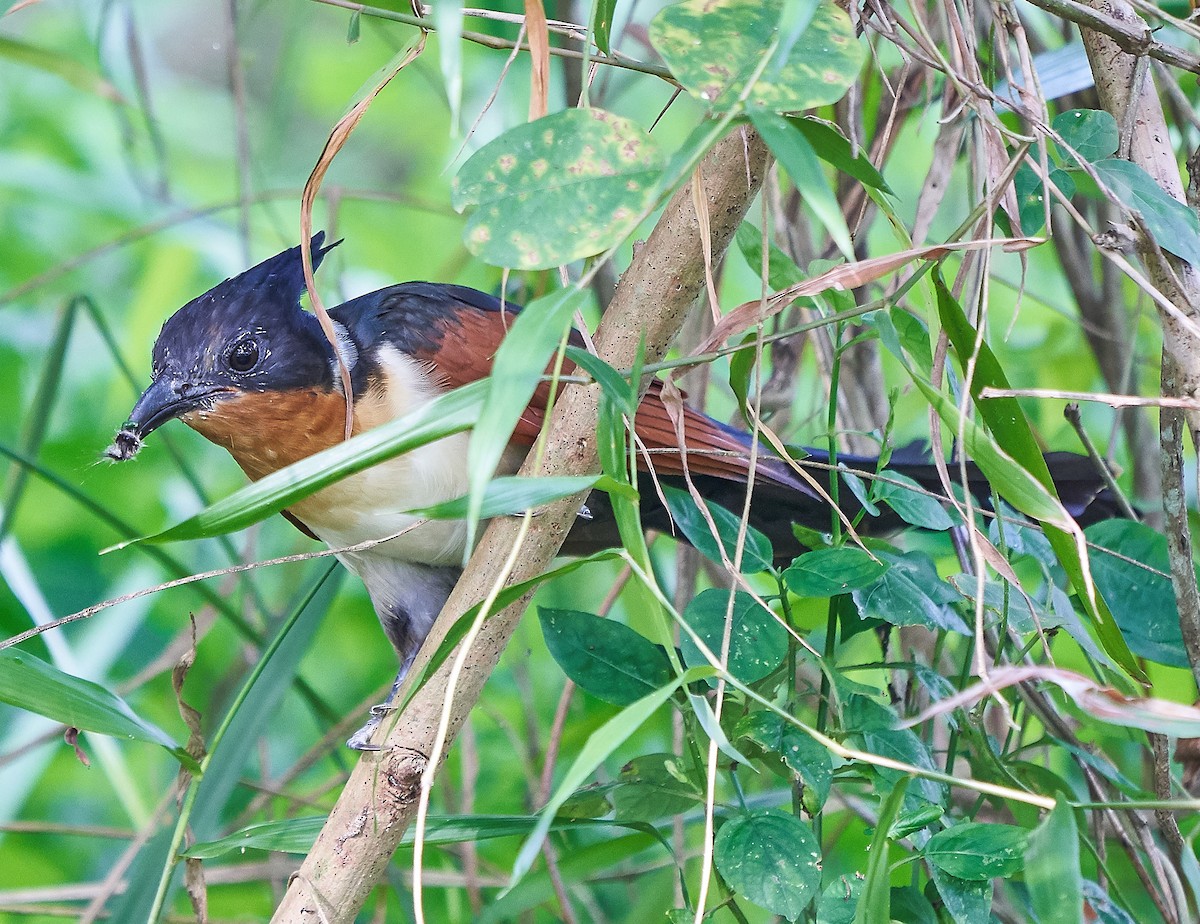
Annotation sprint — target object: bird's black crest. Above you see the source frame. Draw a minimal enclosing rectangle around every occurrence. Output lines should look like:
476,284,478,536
192,232,340,315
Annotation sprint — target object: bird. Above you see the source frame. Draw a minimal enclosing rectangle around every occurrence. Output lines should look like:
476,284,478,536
107,235,1117,747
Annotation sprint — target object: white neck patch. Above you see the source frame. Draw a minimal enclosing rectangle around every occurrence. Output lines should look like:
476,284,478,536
330,320,359,388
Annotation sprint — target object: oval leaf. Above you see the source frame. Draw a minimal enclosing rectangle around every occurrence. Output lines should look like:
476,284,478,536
736,710,831,806
680,588,787,683
851,550,968,634
539,608,674,706
784,546,888,597
924,822,1028,881
714,809,821,919
452,108,666,269
650,0,862,114
661,484,774,573
613,753,703,820
1085,519,1191,668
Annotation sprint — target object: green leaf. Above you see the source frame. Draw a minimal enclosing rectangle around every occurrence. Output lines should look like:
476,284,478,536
509,668,708,886
680,589,788,683
565,346,634,413
932,273,1143,681
924,822,1028,880
792,116,891,193
1025,802,1083,924
406,475,601,519
928,867,992,924
819,877,863,924
0,36,124,103
183,813,614,860
0,649,179,753
714,809,821,919
538,608,675,706
1053,109,1118,164
752,111,854,258
590,0,616,54
856,777,910,924
464,288,582,553
785,546,888,597
612,753,703,820
874,472,956,530
661,484,774,573
735,710,832,806
851,550,968,634
1092,158,1200,266
735,221,809,291
452,108,666,269
113,380,486,547
650,0,862,114
1086,519,1192,668
1014,163,1076,234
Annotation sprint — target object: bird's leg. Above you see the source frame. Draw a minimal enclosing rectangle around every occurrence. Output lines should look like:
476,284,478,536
343,559,462,750
346,658,413,751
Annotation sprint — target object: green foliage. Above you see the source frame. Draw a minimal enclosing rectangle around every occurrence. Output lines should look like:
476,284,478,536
1,2,1198,923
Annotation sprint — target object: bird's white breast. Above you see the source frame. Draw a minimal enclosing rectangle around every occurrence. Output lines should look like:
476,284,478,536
288,345,475,566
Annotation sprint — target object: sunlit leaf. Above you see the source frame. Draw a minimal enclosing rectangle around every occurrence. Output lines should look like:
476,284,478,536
114,380,487,547
463,288,582,554
452,108,666,269
650,0,861,114
406,475,602,520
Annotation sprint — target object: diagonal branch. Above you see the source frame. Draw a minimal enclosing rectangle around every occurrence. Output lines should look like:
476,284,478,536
269,127,770,923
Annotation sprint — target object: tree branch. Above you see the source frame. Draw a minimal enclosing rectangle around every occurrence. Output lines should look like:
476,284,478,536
269,127,770,922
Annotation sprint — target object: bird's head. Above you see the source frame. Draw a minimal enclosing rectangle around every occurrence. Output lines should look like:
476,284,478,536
106,234,340,461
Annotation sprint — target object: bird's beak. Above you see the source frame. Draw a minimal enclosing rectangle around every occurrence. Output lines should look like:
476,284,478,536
107,377,230,462
127,377,232,438
125,377,197,438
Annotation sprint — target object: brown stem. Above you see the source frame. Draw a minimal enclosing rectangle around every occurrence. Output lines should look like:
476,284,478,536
269,128,771,922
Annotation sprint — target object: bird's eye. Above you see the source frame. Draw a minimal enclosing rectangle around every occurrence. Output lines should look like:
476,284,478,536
227,339,260,373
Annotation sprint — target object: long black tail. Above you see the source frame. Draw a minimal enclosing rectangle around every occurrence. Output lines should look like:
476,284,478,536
563,448,1121,562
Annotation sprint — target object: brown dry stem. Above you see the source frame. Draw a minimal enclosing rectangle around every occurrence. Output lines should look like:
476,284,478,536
269,128,770,923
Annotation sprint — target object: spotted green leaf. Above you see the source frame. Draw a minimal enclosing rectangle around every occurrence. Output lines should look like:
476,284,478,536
714,810,821,919
680,588,787,683
452,108,666,269
784,546,888,598
649,0,861,114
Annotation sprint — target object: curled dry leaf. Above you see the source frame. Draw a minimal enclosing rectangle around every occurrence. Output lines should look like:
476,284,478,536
64,727,90,768
525,0,549,119
299,33,429,440
901,665,1200,737
693,237,1040,354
